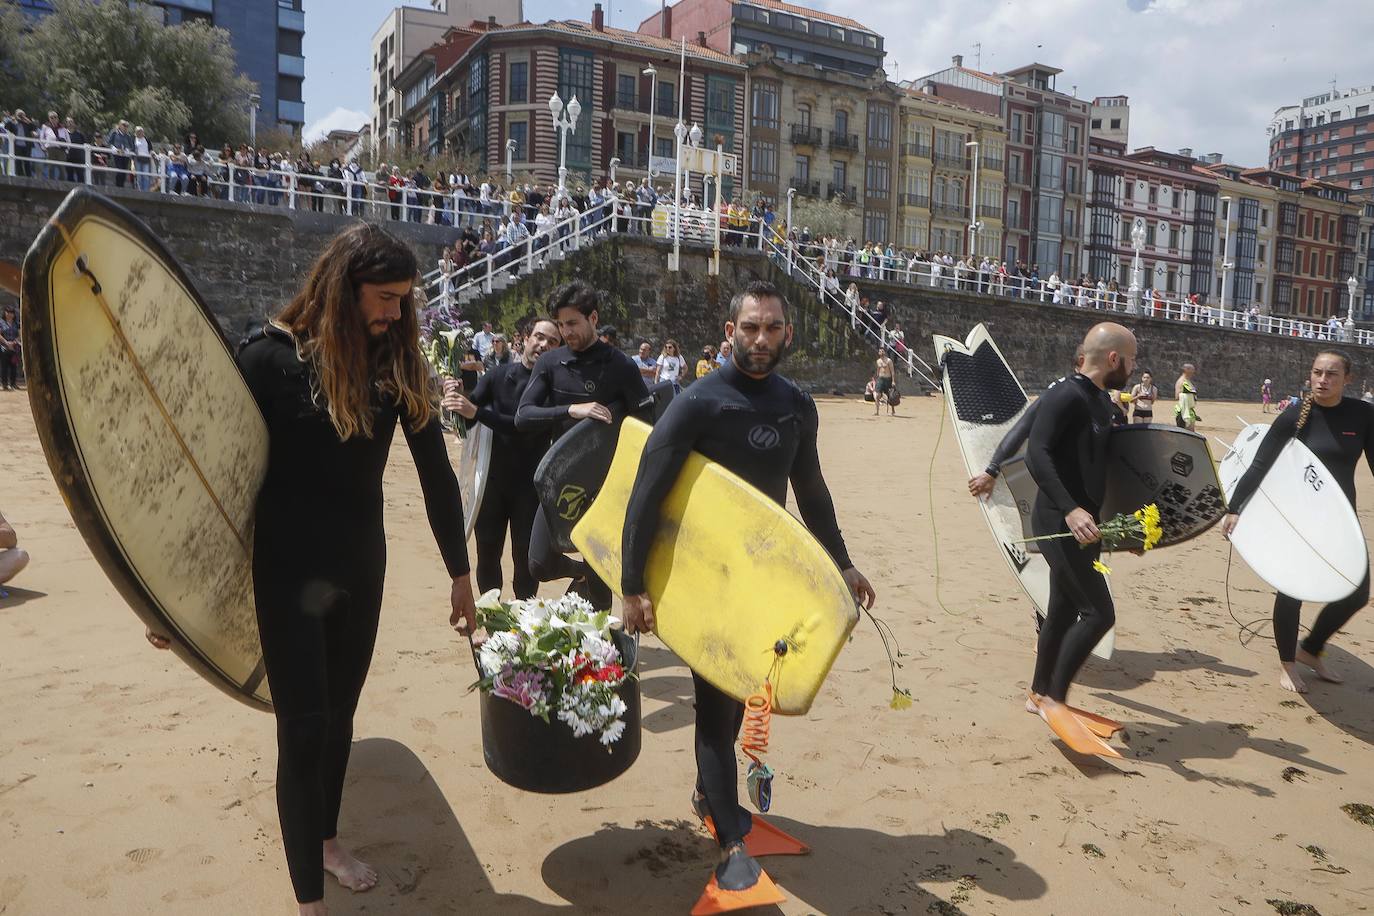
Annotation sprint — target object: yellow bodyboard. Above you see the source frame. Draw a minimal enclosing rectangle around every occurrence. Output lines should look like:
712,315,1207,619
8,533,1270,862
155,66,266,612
572,418,858,715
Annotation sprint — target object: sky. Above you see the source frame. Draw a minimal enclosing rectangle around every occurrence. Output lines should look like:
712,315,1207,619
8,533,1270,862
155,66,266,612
303,0,1374,166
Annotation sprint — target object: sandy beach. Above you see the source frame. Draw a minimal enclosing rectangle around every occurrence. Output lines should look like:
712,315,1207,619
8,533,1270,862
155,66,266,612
3,387,1374,915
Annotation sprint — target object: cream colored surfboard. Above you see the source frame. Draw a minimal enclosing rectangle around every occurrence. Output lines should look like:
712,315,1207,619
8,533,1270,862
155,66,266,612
23,189,271,709
572,417,858,715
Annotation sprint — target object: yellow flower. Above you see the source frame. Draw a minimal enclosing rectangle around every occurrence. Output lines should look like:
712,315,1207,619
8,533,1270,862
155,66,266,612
1093,559,1113,576
890,690,913,711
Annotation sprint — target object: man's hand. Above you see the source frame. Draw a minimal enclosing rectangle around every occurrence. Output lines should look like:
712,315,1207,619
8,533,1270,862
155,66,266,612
568,402,613,424
968,472,996,500
441,390,478,420
450,574,477,636
1065,507,1101,544
622,593,656,635
843,567,876,610
1220,513,1239,539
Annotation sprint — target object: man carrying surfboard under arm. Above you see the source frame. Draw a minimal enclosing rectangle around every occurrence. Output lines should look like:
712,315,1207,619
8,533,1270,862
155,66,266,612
1222,349,1374,693
1023,322,1136,758
149,224,478,916
618,280,875,913
516,280,649,611
441,316,563,599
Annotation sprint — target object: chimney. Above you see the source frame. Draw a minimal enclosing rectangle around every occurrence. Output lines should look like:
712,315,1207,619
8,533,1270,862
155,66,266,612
592,2,604,31
952,54,963,67
697,30,707,47
662,2,671,39
1177,147,1193,158
488,15,496,26
922,81,936,95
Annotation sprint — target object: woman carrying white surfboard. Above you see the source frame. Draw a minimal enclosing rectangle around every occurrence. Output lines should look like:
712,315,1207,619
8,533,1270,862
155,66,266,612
1223,350,1374,693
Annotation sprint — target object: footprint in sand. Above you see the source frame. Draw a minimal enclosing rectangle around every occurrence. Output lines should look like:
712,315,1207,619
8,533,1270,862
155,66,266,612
412,717,436,734
124,847,162,867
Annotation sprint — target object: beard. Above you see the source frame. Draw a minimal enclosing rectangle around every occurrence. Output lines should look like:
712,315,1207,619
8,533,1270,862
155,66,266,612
1105,363,1131,389
731,334,786,376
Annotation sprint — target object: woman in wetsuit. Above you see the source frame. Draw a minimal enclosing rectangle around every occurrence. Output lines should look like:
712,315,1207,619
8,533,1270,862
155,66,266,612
1223,350,1374,693
150,223,476,915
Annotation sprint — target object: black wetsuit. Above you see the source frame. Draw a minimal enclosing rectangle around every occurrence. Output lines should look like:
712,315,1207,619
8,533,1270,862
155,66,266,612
468,360,545,599
984,376,1067,478
620,361,852,849
238,327,469,904
1228,397,1374,661
1024,373,1114,702
515,340,648,606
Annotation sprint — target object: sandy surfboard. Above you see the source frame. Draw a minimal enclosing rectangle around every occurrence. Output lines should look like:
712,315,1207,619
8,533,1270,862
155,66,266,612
934,324,1114,659
22,188,271,710
572,418,858,715
1220,423,1367,602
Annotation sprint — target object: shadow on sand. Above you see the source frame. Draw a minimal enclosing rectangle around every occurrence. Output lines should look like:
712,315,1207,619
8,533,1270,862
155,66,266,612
330,737,560,914
1076,647,1257,691
1299,644,1374,748
541,815,1047,914
0,585,46,607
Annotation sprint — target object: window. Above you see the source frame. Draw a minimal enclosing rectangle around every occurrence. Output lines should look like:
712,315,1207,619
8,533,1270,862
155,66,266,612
617,73,636,110
558,49,594,167
863,211,889,245
866,104,892,147
797,103,811,128
1169,226,1180,250
1038,152,1063,191
1064,207,1075,238
1036,195,1062,235
751,82,779,129
1148,184,1158,205
865,159,890,196
750,139,778,184
1068,124,1080,155
794,155,810,182
1326,253,1334,278
616,130,636,164
706,76,735,134
1066,164,1078,194
835,109,849,136
653,136,673,159
1039,110,1065,151
1091,118,1102,129
508,120,528,160
1011,112,1023,143
278,29,303,56
1260,207,1268,227
1258,242,1267,264
508,61,528,103
1008,153,1024,184
1256,280,1265,303
656,81,675,117
832,160,847,191
1006,198,1020,229
1110,117,1121,129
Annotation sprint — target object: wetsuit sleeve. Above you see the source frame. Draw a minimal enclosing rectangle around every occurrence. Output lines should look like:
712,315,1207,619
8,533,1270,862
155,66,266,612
620,395,715,595
514,356,570,430
790,393,853,570
1227,405,1300,515
403,415,471,578
621,354,651,410
1024,387,1079,517
987,399,1040,477
236,339,281,416
469,369,515,434
1364,402,1374,478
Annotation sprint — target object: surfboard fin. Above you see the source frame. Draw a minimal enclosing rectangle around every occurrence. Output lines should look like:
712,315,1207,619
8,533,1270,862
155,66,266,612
1040,699,1123,758
690,867,786,915
703,814,810,857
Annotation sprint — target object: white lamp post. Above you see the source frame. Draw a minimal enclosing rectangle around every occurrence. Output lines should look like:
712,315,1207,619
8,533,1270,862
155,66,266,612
1219,195,1233,312
505,138,516,184
965,139,980,258
642,65,658,178
1347,274,1359,340
609,156,620,184
670,119,687,271
549,92,581,200
1128,217,1146,312
686,122,702,205
248,91,261,146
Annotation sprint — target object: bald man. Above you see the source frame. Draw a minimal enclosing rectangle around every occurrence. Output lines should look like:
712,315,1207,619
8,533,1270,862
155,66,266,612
1023,323,1136,757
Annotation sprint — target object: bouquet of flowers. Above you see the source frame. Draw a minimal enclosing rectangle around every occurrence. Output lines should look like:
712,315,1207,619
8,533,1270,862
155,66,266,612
419,301,474,381
1013,503,1164,576
472,590,634,747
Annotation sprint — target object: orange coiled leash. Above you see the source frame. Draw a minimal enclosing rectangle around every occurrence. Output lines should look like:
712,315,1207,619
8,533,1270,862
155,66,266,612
741,642,787,812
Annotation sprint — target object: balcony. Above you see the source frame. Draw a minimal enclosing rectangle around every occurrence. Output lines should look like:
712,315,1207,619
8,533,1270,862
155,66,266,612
828,183,858,201
790,124,822,146
1008,169,1028,187
615,91,637,110
933,201,966,218
901,142,931,159
790,178,822,197
278,5,304,31
978,203,1002,220
277,100,305,124
829,132,860,152
278,53,305,78
654,99,676,117
934,152,968,170
981,157,1004,172
899,193,930,209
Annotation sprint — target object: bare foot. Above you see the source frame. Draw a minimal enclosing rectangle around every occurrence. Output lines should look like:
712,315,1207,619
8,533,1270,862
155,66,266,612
298,901,328,916
1279,662,1308,694
1025,691,1042,715
322,839,377,893
1297,648,1344,683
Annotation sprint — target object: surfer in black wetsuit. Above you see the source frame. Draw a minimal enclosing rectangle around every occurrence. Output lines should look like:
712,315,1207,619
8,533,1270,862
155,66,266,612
150,225,476,916
1024,323,1135,757
618,281,875,907
515,280,648,610
442,317,562,599
1223,349,1374,693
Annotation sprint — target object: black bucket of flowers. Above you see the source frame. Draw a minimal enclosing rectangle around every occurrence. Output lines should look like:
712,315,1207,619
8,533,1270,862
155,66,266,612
471,590,641,793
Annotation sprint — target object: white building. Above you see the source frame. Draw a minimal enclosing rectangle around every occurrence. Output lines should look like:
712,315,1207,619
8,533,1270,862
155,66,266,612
1089,95,1129,145
371,1,524,152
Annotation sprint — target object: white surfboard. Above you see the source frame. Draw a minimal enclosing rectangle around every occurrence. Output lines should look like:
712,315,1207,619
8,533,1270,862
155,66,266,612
934,325,1114,659
456,421,492,540
1220,423,1367,602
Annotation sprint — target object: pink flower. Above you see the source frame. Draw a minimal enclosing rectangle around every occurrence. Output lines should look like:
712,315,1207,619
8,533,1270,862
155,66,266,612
491,668,547,711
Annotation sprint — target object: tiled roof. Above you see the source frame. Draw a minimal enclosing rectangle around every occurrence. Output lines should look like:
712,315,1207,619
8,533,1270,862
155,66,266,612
739,0,875,32
499,19,741,65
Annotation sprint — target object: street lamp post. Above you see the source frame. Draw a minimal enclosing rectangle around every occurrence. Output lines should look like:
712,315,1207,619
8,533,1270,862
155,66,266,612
549,92,581,200
1128,217,1146,313
505,138,516,184
642,65,658,179
248,91,261,146
1347,274,1359,341
965,139,980,258
785,186,796,273
1219,195,1233,313
670,119,687,271
609,156,620,184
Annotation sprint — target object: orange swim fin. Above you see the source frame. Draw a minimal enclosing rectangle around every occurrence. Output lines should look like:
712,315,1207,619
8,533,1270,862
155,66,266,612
690,867,786,915
703,815,810,857
1040,700,1123,758
1067,705,1124,739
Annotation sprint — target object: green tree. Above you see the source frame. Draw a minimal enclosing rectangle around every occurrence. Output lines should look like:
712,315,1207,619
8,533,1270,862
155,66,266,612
792,194,860,240
0,0,255,143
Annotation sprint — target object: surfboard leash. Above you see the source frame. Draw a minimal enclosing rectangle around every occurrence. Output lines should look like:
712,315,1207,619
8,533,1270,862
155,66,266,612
927,392,964,616
1222,543,1310,650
